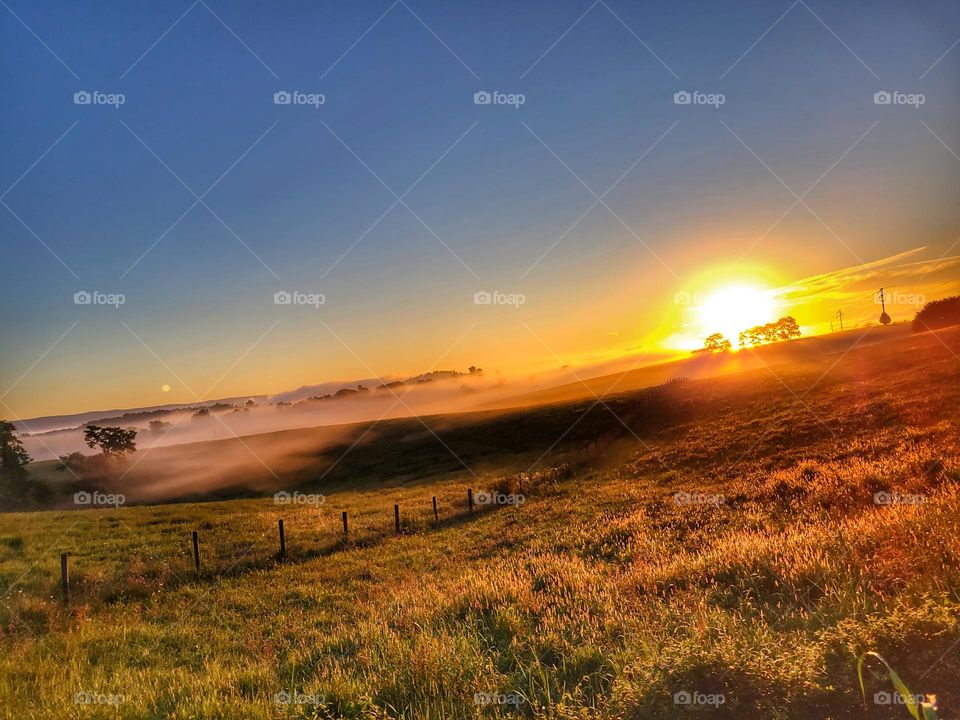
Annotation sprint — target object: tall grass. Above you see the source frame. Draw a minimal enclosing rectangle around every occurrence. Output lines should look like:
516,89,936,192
0,327,959,718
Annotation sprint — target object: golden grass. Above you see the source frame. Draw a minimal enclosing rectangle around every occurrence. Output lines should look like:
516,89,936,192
1,327,959,718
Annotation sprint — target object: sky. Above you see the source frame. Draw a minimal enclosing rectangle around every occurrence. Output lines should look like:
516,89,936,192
1,0,959,420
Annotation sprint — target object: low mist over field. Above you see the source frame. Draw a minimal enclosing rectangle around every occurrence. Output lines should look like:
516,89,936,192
16,367,553,460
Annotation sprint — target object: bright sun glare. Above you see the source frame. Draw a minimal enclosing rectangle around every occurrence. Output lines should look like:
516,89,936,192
698,285,776,343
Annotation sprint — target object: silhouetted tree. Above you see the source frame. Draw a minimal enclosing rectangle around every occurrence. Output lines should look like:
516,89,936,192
739,316,801,347
0,421,31,486
739,326,762,348
83,425,137,455
774,316,801,340
148,420,171,435
912,296,960,333
0,421,50,507
700,333,732,353
56,452,87,473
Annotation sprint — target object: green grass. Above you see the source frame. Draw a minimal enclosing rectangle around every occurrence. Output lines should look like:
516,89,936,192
1,326,960,718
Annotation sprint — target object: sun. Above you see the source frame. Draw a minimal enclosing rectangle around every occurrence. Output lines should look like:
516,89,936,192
697,284,776,344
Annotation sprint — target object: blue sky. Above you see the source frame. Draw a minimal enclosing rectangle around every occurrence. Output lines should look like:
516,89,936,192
2,0,959,418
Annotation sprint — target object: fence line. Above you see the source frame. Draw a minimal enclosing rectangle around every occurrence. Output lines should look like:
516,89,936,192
56,488,512,604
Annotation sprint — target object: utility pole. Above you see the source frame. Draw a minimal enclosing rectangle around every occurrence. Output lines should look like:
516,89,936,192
876,288,891,325
834,309,844,331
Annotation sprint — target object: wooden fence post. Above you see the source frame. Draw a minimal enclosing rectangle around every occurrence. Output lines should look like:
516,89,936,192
342,511,348,536
467,488,474,513
192,530,200,573
278,519,286,560
394,504,400,534
60,553,69,603
432,496,439,524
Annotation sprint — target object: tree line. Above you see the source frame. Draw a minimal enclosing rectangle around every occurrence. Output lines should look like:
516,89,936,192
697,316,801,354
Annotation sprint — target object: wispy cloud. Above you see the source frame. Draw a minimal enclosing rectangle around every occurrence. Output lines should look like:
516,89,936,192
775,246,959,304
774,245,960,327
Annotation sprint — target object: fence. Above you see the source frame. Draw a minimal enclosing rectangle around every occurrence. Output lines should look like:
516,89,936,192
57,488,483,603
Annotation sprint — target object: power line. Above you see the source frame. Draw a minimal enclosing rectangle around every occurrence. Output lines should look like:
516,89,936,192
833,309,844,331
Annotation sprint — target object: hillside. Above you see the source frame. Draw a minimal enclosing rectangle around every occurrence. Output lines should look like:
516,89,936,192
485,324,912,410
0,324,958,718
21,326,912,507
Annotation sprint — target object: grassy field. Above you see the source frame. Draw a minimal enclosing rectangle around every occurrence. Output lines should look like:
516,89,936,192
1,325,959,718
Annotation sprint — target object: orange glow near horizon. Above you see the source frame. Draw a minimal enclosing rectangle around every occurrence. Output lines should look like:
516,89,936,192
659,263,787,352
697,285,777,345
5,248,956,421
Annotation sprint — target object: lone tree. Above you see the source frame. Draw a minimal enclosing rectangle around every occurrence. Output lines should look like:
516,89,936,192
83,425,137,456
912,296,960,333
0,420,31,483
700,333,732,353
